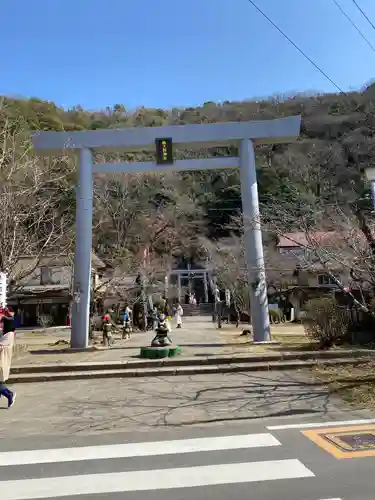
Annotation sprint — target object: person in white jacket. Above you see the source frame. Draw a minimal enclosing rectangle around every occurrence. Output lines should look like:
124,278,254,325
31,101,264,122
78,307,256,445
174,302,184,329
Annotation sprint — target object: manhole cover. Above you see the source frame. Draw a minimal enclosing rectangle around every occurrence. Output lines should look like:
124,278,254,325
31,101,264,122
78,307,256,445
324,432,375,452
302,425,375,458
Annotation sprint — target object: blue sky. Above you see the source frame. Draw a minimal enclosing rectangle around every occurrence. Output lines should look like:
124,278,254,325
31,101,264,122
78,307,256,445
2,0,375,110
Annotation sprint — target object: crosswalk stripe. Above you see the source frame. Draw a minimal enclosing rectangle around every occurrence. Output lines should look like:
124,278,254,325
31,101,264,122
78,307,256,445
0,433,280,466
268,418,375,430
1,459,315,499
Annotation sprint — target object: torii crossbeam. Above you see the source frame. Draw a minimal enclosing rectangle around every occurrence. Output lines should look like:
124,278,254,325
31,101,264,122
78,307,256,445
32,115,301,348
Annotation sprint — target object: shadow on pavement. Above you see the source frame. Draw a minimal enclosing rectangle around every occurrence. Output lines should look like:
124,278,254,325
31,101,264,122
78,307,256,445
54,371,345,435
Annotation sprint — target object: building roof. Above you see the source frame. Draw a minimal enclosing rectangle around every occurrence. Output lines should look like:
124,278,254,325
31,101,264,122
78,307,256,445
17,251,106,270
277,232,341,248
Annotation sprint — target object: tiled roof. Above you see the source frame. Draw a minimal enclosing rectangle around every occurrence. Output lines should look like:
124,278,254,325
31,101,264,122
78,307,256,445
277,232,341,248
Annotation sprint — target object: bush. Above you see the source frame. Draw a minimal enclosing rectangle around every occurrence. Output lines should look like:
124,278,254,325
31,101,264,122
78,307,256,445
303,296,349,348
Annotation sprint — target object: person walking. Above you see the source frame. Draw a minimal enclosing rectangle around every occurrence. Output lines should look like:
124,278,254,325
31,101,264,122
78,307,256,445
124,303,132,323
0,306,16,408
174,302,184,329
121,307,132,339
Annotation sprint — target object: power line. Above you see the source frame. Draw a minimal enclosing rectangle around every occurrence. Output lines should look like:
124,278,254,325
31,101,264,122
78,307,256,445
245,0,345,94
350,0,375,33
332,0,375,54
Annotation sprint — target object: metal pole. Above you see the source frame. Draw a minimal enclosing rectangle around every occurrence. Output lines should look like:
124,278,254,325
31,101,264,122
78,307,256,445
164,274,169,298
71,148,93,349
203,272,209,303
187,262,192,295
0,272,7,308
177,273,181,303
212,277,219,323
371,181,375,211
239,139,271,343
142,275,148,331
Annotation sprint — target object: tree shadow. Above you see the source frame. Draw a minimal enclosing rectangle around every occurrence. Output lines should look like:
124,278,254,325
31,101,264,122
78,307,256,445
56,371,346,434
28,347,97,355
271,344,322,353
28,344,142,355
178,343,248,348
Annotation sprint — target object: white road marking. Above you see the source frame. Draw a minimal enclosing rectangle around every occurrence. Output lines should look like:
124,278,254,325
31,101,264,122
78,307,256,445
1,459,315,499
268,418,375,430
0,433,280,466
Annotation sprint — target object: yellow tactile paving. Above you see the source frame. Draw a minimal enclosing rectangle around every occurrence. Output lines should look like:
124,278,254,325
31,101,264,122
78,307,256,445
302,424,375,459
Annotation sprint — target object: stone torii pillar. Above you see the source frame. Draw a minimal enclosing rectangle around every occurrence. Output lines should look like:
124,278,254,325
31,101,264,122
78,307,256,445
32,115,301,348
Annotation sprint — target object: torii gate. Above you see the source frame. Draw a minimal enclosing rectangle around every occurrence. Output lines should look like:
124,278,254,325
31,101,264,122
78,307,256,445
32,115,301,348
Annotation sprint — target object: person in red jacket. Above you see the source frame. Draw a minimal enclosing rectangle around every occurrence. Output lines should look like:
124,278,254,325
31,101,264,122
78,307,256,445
102,310,114,346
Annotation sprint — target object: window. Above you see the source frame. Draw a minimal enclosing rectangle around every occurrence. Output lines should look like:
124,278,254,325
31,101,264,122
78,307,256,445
318,274,336,286
40,267,53,285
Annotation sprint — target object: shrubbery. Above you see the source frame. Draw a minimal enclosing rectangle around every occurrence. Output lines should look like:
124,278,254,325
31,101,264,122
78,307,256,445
303,296,349,348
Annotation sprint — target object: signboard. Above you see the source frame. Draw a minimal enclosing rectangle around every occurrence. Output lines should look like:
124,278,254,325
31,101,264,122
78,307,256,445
0,272,7,307
155,138,173,165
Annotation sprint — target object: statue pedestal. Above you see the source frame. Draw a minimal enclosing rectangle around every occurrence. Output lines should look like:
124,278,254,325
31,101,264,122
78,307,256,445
140,345,182,359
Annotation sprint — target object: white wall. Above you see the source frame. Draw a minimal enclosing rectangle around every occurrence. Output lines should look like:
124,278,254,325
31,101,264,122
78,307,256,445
19,266,72,287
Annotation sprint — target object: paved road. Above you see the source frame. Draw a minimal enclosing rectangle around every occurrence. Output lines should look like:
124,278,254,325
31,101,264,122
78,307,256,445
1,417,375,499
0,370,364,438
1,368,374,499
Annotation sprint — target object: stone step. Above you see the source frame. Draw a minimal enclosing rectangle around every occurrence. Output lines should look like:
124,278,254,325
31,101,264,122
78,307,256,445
11,349,375,374
8,357,372,384
182,303,213,316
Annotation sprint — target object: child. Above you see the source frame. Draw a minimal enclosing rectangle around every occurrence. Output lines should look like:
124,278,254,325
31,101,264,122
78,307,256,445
102,310,114,347
122,308,132,339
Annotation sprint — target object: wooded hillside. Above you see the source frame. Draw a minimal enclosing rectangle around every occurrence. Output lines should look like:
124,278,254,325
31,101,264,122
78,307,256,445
1,83,375,286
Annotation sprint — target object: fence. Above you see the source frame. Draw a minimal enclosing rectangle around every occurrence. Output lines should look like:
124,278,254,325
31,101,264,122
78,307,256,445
340,306,375,339
343,306,364,324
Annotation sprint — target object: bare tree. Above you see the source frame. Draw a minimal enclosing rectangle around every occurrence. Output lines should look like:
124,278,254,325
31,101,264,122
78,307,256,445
262,199,375,314
203,225,298,318
0,118,74,292
92,171,204,302
203,232,250,316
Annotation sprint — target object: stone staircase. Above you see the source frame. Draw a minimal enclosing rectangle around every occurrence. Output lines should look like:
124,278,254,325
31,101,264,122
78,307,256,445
182,302,213,317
